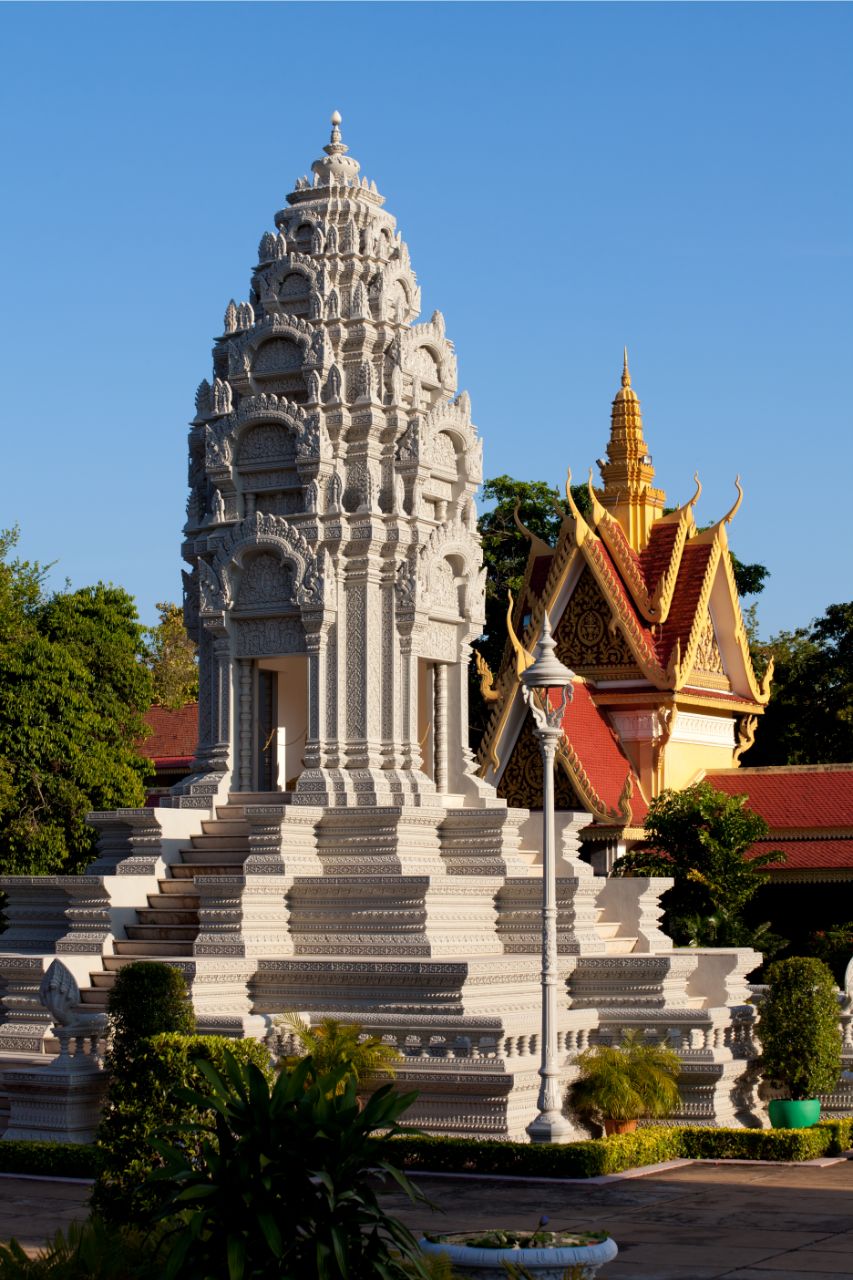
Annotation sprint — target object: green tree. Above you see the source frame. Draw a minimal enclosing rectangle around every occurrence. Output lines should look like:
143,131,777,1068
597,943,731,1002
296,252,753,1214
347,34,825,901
275,1013,402,1092
746,602,853,766
612,782,784,949
0,528,153,875
143,601,198,709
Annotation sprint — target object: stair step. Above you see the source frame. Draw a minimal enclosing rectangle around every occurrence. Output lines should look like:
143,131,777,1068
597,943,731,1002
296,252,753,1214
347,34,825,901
89,972,116,989
137,909,200,926
148,892,199,910
227,792,290,806
171,864,244,879
187,836,250,852
604,937,638,955
179,847,248,865
79,990,109,1007
595,921,621,940
200,820,248,838
157,879,201,896
125,925,198,942
113,940,195,957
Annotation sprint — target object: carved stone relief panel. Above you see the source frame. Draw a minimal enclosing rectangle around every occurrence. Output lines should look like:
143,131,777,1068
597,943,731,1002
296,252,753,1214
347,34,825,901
497,712,583,811
432,431,458,474
232,617,306,657
555,568,636,672
252,338,304,377
237,424,297,466
235,552,294,609
255,492,304,518
420,622,457,663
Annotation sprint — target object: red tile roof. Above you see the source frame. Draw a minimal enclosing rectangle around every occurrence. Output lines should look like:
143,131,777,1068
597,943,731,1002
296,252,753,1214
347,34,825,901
656,541,714,666
639,520,682,594
705,767,853,831
748,838,853,872
560,683,648,822
140,703,198,765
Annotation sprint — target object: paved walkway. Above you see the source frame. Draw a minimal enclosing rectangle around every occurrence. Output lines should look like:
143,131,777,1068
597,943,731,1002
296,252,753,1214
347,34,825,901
2,1160,853,1277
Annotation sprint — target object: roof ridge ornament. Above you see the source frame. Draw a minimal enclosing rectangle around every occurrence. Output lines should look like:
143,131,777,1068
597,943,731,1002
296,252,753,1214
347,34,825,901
622,345,631,388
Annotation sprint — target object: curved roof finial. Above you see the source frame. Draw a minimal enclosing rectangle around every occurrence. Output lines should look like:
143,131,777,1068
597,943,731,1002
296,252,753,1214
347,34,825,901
688,471,702,507
622,346,631,389
722,475,744,526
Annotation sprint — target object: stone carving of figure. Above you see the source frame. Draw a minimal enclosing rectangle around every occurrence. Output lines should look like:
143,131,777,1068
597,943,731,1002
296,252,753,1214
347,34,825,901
305,370,321,404
309,291,322,320
326,225,338,254
259,231,277,261
211,489,226,523
326,364,342,402
224,300,238,333
305,480,319,513
39,959,80,1027
411,374,422,411
342,220,356,254
275,232,287,259
389,361,403,405
238,302,255,329
351,282,365,318
326,290,339,319
311,226,324,255
327,469,343,512
357,360,372,402
395,472,407,516
212,378,233,416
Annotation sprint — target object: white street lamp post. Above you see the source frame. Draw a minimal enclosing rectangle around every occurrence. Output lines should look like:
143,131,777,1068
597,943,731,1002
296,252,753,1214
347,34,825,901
522,609,575,1144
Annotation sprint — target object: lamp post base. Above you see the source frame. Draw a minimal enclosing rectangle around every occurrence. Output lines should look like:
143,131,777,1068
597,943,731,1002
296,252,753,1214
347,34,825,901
526,1109,575,1144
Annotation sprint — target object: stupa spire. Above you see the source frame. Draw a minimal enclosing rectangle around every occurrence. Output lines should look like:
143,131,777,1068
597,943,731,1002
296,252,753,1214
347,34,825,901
596,350,666,550
310,109,361,188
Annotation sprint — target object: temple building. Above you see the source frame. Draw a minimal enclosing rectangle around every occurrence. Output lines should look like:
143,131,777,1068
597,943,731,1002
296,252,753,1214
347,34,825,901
476,354,774,870
3,115,849,1144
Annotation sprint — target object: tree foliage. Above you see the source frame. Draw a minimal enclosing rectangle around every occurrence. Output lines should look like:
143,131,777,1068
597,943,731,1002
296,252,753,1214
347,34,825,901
612,782,784,949
0,529,153,875
757,956,842,1100
274,1013,402,1093
143,601,198,710
746,602,853,766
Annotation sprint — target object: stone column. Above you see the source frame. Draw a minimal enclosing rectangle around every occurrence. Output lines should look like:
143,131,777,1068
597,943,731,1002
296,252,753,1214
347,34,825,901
209,634,232,777
434,662,449,794
238,659,253,792
303,625,324,770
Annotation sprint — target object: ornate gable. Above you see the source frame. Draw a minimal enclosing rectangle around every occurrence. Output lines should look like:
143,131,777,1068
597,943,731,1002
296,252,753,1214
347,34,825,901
497,712,583,810
554,567,641,678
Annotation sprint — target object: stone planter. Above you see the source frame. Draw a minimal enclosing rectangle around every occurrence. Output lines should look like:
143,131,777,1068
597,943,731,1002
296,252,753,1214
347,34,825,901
420,1231,618,1279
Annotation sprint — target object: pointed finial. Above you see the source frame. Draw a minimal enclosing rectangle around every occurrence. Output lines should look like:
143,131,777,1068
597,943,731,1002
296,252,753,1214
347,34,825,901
622,346,631,388
324,110,348,157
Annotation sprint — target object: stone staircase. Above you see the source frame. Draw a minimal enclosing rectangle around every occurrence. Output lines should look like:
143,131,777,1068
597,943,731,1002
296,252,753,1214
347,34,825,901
77,799,264,1009
594,909,638,956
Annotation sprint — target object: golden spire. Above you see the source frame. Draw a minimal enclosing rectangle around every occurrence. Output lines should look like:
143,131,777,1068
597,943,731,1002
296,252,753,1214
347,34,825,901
596,349,666,551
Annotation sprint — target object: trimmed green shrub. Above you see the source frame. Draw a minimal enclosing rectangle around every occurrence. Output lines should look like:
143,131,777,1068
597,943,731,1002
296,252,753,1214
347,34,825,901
392,1120,853,1178
757,956,842,1100
105,961,195,1058
149,1053,431,1280
0,1140,101,1180
93,1032,272,1224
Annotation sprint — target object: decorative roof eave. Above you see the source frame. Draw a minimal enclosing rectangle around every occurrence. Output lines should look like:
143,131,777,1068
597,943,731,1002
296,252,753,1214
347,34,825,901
556,738,619,823
713,523,773,705
649,500,697,623
667,536,723,689
565,471,669,688
587,474,658,620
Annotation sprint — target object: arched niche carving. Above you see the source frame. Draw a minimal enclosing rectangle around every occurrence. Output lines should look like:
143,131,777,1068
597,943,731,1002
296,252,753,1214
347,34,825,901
233,551,295,611
213,513,323,611
253,337,304,377
236,422,298,467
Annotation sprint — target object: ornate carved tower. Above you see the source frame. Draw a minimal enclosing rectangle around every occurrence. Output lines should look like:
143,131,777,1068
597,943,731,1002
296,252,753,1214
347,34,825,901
179,114,486,808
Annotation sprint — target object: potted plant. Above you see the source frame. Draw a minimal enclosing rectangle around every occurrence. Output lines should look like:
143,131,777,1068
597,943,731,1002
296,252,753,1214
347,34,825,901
566,1030,681,1135
421,1220,618,1279
756,956,842,1128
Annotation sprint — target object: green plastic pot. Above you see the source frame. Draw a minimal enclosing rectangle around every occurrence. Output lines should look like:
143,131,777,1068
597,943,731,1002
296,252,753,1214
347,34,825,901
768,1098,821,1129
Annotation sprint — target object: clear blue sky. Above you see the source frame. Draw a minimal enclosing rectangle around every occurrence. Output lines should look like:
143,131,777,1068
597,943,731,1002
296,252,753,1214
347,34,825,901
1,2,850,637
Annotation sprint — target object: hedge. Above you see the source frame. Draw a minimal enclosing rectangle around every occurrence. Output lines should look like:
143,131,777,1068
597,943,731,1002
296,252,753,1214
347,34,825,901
0,1140,101,1179
1,1117,849,1184
392,1117,853,1178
